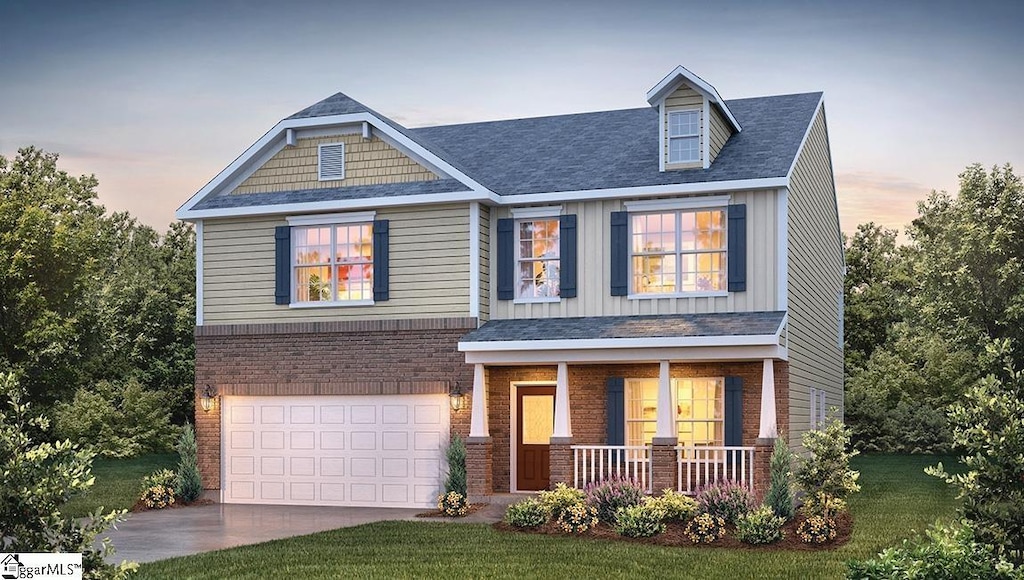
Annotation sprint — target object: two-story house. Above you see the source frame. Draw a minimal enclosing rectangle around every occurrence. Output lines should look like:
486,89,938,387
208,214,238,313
177,65,843,508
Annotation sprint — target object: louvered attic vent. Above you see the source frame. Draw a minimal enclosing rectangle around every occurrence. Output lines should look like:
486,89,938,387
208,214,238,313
318,143,346,180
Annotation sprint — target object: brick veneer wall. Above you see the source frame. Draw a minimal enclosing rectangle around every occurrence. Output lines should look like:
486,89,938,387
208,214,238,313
193,317,476,491
483,361,790,493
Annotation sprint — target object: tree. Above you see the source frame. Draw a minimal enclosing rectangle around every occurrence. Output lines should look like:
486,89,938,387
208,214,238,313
174,423,203,502
0,372,136,578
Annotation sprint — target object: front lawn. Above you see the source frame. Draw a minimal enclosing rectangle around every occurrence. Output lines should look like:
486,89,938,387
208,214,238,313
63,453,179,518
136,454,958,579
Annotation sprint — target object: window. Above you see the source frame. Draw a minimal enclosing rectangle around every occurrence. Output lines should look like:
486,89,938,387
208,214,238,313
810,388,828,428
625,378,724,447
292,222,373,303
631,209,726,294
516,219,560,299
318,143,345,181
668,110,700,164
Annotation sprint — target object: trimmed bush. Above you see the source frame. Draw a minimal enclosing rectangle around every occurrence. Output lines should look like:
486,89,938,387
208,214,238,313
736,506,786,545
695,480,756,524
584,477,646,523
174,423,203,503
437,491,468,517
797,515,837,544
504,498,548,528
643,489,698,522
140,469,176,492
538,483,586,520
444,434,467,497
614,503,666,538
141,485,175,509
764,437,795,520
685,512,727,544
557,501,598,534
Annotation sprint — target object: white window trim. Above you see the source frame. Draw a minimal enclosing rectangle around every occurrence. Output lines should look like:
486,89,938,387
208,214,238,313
513,216,561,301
629,208,728,296
624,195,730,213
624,377,725,447
289,218,375,307
667,109,701,164
317,142,346,181
511,205,562,219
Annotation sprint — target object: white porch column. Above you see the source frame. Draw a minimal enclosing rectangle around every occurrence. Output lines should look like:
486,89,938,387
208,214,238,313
653,360,676,442
552,362,572,439
758,358,778,439
469,363,489,438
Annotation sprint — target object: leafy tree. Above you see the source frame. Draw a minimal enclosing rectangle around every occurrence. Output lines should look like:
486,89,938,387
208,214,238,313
794,419,860,518
0,372,136,578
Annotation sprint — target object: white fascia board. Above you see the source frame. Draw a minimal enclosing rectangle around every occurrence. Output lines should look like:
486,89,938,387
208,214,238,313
459,333,781,353
194,219,203,326
464,344,788,365
504,178,788,206
646,66,742,132
178,189,495,220
777,187,789,311
469,202,480,318
176,112,498,220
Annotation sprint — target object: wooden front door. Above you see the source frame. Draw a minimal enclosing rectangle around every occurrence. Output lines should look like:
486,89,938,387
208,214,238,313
516,386,556,491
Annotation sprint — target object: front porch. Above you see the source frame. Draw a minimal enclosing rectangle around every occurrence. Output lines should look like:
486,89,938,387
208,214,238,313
572,444,757,495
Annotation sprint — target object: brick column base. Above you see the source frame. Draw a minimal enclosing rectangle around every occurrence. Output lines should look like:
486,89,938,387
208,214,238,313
651,442,678,493
752,439,774,501
465,437,493,501
549,438,574,490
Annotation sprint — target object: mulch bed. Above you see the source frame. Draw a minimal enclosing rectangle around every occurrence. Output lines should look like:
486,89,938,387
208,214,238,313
493,511,852,551
130,498,215,512
416,504,489,518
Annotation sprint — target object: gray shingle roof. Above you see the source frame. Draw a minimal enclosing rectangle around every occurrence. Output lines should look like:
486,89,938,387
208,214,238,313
192,179,469,210
460,311,786,343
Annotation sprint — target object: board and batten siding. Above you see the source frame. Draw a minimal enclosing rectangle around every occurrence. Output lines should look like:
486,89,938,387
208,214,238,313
490,190,779,320
233,134,439,195
478,204,491,321
664,84,705,170
785,105,844,450
708,105,733,163
202,204,471,324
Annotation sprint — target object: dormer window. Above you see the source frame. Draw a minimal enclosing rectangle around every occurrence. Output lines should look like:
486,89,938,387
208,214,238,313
668,110,700,164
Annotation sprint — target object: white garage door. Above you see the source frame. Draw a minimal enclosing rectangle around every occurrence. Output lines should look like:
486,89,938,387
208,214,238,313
222,394,449,508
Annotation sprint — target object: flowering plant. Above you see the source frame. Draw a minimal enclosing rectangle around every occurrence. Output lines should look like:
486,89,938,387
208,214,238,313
797,515,837,544
557,501,598,534
141,484,176,509
437,491,469,517
685,512,727,543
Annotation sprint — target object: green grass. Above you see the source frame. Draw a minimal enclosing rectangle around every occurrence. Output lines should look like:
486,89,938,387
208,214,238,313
63,453,179,518
137,454,959,580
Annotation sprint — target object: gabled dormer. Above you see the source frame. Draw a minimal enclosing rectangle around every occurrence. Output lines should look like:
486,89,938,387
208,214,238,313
647,66,742,171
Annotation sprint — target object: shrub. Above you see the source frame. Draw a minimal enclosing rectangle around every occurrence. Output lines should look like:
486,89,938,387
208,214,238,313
643,489,698,522
736,506,786,545
794,419,860,518
764,437,795,520
141,468,175,493
797,515,837,544
557,501,598,534
53,378,177,458
614,503,666,538
504,498,548,528
444,433,467,497
685,512,727,544
141,485,176,509
695,480,756,524
538,482,586,520
174,423,203,503
437,491,468,517
848,522,1023,579
584,477,646,523
0,372,137,579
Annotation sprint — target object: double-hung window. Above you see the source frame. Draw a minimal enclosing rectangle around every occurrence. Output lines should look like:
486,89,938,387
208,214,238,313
631,209,726,294
668,110,700,164
625,378,724,447
516,219,560,299
292,221,373,303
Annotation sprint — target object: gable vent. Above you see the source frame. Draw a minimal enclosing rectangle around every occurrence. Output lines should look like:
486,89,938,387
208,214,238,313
318,143,346,181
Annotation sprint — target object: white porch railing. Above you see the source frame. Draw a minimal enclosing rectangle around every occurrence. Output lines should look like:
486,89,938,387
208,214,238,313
676,446,755,495
572,445,652,492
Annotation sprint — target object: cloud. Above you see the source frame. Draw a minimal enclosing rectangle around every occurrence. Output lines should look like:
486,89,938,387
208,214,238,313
835,171,932,236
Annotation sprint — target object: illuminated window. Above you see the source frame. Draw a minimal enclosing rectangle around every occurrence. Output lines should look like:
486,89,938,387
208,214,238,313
516,219,560,299
631,209,726,294
292,222,373,303
625,378,724,447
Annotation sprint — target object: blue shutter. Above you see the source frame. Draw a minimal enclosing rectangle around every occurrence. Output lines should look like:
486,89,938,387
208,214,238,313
497,218,514,300
274,226,291,305
559,214,577,299
610,211,629,296
724,376,743,447
373,219,389,301
727,204,747,292
606,377,625,446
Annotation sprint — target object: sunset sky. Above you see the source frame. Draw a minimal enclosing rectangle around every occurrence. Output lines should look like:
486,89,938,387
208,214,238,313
2,0,1021,236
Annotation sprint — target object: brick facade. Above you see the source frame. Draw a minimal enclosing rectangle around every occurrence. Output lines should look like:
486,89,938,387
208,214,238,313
193,317,476,491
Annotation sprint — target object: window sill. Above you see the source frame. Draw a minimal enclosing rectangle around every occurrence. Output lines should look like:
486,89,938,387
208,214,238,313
289,300,375,308
513,297,561,304
627,292,728,300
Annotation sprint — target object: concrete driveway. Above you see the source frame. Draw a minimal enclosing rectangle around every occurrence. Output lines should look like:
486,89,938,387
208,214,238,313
101,504,424,564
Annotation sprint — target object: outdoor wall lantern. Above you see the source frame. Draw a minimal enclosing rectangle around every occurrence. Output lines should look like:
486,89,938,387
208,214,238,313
200,384,218,413
449,381,465,412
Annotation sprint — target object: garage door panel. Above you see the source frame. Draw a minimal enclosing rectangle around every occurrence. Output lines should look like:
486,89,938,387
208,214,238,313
224,394,448,508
